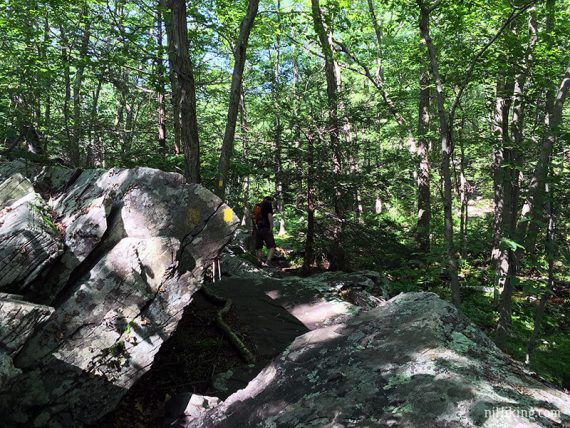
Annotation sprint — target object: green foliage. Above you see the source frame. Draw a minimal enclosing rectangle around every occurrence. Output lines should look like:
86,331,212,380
500,238,525,252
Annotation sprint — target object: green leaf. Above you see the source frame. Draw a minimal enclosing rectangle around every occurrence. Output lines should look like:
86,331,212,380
499,238,525,251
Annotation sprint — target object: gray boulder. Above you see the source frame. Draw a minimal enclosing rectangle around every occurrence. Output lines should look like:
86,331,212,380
192,292,570,428
0,161,239,426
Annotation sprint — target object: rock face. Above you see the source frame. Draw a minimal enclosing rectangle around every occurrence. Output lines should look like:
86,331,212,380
0,159,239,426
0,296,54,356
192,292,570,428
0,173,63,293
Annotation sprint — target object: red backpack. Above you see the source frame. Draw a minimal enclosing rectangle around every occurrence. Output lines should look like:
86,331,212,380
252,204,263,227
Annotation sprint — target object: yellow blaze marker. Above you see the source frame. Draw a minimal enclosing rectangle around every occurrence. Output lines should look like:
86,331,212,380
223,208,233,223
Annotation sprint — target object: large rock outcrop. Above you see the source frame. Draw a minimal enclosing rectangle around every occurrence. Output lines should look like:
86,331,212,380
191,292,570,427
0,159,239,426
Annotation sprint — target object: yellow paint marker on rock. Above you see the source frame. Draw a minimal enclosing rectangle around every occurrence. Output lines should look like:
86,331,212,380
223,208,234,223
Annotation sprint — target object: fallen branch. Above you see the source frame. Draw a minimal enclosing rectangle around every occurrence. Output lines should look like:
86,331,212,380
201,285,256,364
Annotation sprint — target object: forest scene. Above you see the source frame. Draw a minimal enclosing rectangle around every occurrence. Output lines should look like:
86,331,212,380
0,0,569,426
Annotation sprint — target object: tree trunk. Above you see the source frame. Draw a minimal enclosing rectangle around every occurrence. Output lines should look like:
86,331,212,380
492,64,518,349
216,0,260,199
86,79,102,167
526,179,556,363
457,116,469,259
311,0,346,271
156,6,167,153
345,117,360,219
291,54,302,176
167,0,201,183
519,58,570,253
490,73,514,306
59,23,72,155
303,131,316,274
273,0,286,235
239,89,251,229
41,10,50,152
417,67,431,253
161,0,181,155
418,0,460,306
71,5,92,166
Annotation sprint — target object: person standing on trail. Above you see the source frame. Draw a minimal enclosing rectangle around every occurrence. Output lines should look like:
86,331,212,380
252,196,276,265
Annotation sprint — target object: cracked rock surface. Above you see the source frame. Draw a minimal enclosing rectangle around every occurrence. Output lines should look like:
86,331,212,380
0,159,239,426
191,292,570,428
0,173,63,293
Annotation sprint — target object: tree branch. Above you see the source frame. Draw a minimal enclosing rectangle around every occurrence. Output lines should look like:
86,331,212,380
448,0,538,125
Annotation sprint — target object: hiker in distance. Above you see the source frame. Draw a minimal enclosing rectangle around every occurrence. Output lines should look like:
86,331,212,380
252,196,276,266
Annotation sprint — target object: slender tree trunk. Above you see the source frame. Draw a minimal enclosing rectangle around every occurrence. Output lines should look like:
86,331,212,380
519,59,570,253
239,89,251,228
41,10,50,150
491,76,506,261
216,0,260,199
417,67,431,253
364,0,417,153
311,0,346,271
114,72,130,160
71,5,92,166
59,23,72,153
292,54,302,175
490,71,514,309
345,117,360,219
161,0,181,155
418,0,460,306
114,78,126,157
509,12,537,242
167,0,201,183
492,57,519,349
86,79,102,167
526,179,556,363
456,116,469,258
303,131,316,274
273,0,286,235
156,6,167,153
124,92,135,157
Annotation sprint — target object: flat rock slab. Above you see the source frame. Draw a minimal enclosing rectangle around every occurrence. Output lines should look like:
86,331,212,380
193,292,570,428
